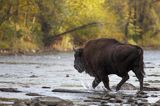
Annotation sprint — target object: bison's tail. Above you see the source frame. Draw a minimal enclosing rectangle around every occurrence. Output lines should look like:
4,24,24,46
136,46,145,76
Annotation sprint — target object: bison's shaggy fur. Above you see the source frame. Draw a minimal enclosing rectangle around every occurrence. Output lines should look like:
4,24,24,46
74,38,144,91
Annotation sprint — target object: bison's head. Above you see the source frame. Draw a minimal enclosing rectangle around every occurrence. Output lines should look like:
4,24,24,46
74,48,85,73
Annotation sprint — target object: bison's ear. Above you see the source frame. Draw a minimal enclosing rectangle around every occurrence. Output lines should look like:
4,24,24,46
73,47,76,52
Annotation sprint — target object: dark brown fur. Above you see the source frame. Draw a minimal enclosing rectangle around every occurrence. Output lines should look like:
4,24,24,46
74,38,144,91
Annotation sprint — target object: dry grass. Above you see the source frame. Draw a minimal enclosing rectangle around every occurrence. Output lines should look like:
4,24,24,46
52,36,73,51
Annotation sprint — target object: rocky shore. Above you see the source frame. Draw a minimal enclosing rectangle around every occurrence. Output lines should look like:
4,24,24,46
0,83,160,106
0,97,73,106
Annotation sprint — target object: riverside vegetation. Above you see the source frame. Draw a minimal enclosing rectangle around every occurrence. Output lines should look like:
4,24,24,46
0,0,160,53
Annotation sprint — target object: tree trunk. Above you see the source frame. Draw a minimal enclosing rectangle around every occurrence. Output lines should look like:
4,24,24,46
124,9,131,44
36,0,51,46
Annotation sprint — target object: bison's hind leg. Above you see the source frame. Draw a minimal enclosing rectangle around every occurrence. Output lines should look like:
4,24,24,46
133,70,144,92
92,78,101,89
116,74,129,91
102,76,111,91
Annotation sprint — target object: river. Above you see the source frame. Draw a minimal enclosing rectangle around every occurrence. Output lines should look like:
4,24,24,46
0,50,160,105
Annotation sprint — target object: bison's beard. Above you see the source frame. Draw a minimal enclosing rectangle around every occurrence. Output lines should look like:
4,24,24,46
74,64,85,73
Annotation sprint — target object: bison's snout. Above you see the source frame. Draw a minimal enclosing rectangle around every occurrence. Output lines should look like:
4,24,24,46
74,65,77,70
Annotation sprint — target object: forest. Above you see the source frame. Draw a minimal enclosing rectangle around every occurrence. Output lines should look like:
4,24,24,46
0,0,160,52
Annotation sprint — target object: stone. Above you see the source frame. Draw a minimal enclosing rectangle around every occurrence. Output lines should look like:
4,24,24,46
139,91,147,95
102,96,111,100
143,87,160,91
115,97,123,103
84,99,100,102
141,99,148,102
151,95,158,97
30,100,47,106
112,83,137,90
13,96,73,106
107,93,116,98
138,102,150,106
0,88,21,93
120,83,137,90
42,86,51,89
52,89,89,93
31,49,36,53
66,74,69,77
36,66,40,68
144,83,150,86
34,96,73,106
26,93,43,96
109,98,116,103
29,75,38,78
137,94,149,98
13,100,27,106
88,95,103,100
13,100,31,106
127,97,135,103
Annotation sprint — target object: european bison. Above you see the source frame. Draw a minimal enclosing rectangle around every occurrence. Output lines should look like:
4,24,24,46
74,38,145,91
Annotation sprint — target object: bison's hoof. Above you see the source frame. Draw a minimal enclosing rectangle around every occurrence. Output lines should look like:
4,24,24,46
92,86,95,89
108,88,112,91
136,90,144,94
92,84,96,89
92,82,98,89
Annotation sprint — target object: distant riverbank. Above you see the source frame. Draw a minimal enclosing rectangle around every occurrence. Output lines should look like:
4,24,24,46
0,48,73,56
0,46,160,56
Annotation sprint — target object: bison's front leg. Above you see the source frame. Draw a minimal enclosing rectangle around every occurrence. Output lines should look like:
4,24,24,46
92,78,101,89
116,74,129,91
102,76,111,91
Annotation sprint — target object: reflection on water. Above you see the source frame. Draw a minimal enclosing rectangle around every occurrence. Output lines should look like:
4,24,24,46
0,50,160,102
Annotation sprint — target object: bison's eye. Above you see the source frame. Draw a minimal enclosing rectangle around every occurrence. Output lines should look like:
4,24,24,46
74,48,83,57
74,57,85,73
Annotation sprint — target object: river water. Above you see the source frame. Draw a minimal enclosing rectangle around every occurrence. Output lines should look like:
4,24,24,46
0,50,160,105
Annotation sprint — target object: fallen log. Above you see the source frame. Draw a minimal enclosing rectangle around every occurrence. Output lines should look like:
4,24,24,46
44,22,100,46
0,88,21,93
52,89,93,94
